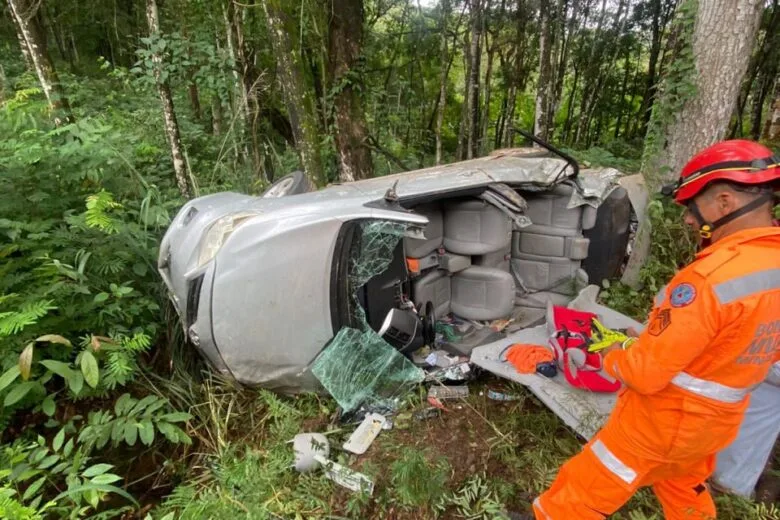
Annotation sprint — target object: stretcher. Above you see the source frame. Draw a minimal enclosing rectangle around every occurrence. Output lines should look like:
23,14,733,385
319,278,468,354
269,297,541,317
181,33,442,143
471,285,644,440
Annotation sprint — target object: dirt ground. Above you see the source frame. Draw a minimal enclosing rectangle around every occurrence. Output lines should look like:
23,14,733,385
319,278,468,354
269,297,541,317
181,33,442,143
321,375,576,519
315,373,780,519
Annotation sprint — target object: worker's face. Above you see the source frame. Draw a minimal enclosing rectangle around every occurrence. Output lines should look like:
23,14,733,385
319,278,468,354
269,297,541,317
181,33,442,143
682,187,747,245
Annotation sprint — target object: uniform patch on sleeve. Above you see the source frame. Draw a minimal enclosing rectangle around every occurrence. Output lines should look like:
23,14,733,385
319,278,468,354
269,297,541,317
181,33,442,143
648,309,671,336
670,283,697,308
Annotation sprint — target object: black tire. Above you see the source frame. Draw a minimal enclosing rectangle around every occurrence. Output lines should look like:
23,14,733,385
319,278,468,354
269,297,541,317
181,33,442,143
582,187,632,286
261,170,312,198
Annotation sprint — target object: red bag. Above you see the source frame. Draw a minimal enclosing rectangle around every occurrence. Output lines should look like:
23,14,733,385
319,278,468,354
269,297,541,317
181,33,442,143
546,305,621,393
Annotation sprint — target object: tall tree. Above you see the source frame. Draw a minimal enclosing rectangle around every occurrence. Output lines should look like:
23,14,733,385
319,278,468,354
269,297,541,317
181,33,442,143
145,0,192,199
328,0,373,182
764,76,780,140
729,0,779,138
435,0,451,164
459,0,482,159
262,0,325,186
224,0,265,178
624,0,763,288
466,0,482,158
534,0,553,141
7,0,73,127
653,0,763,184
638,0,678,137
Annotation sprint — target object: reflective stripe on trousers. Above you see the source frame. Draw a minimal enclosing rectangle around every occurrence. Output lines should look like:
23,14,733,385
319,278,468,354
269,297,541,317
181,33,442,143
590,439,638,485
671,372,751,404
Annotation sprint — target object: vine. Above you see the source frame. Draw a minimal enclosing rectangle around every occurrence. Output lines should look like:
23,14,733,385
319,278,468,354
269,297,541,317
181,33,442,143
642,0,699,188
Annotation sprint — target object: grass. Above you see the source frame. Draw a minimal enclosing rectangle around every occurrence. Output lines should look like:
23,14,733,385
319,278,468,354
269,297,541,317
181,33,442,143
143,371,778,519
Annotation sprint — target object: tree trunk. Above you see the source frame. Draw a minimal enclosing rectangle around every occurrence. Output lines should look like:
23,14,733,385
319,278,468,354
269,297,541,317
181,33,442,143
7,0,74,127
0,63,6,102
552,0,576,133
262,0,325,186
435,0,451,164
145,0,192,199
614,42,632,139
456,28,471,160
655,0,763,185
481,34,495,155
534,0,553,142
750,71,773,140
573,0,608,145
639,0,664,137
563,65,579,143
211,96,224,136
728,0,779,138
763,76,780,140
625,0,763,289
328,0,373,182
466,0,482,159
226,1,265,179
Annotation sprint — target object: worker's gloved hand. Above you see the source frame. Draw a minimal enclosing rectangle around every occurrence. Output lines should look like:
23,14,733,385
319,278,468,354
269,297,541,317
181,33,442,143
599,342,624,356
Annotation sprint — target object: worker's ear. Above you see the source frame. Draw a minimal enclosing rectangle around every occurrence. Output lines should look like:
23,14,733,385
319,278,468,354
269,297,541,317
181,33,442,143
711,189,738,217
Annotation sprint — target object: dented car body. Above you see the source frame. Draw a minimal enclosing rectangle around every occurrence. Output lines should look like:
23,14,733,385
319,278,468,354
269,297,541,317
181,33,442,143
159,149,645,411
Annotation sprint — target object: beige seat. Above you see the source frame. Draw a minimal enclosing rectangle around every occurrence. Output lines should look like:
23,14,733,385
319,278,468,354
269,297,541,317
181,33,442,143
512,183,595,309
443,200,515,321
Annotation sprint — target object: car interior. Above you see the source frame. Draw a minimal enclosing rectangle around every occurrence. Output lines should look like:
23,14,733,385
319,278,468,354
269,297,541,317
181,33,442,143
354,181,631,358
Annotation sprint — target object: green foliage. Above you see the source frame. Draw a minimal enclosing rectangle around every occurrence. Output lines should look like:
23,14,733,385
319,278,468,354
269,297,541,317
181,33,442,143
0,434,135,519
0,486,44,520
434,473,506,519
642,0,699,185
77,393,192,451
156,391,331,519
568,145,642,174
390,449,451,508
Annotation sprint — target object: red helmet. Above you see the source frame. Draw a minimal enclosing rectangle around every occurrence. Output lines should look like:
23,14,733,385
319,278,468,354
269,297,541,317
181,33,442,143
666,140,780,204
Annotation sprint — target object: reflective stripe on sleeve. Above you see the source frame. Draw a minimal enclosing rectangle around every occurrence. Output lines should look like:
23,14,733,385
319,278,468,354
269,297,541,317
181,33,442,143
590,439,637,485
713,268,780,304
654,284,667,307
671,372,750,403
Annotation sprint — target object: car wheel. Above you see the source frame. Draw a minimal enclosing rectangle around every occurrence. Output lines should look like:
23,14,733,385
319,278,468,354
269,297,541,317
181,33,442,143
582,187,632,286
261,170,312,198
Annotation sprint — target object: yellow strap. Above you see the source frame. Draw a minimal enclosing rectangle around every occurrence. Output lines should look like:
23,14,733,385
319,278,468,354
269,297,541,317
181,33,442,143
587,319,634,352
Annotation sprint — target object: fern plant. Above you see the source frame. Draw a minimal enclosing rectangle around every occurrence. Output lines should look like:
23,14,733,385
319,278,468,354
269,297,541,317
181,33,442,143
390,449,451,508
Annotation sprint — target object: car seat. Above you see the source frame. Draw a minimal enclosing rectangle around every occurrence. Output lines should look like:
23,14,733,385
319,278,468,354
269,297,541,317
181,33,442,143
512,184,595,313
404,204,451,317
443,200,515,321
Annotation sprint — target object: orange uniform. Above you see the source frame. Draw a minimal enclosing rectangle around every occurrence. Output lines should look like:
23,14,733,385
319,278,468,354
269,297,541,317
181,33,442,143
534,227,780,519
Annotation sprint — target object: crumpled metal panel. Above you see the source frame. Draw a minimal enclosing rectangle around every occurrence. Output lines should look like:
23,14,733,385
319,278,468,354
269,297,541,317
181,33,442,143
568,168,622,209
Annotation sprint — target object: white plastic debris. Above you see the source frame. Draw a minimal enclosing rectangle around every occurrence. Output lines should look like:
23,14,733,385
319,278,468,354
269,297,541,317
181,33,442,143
343,413,386,455
291,433,330,473
314,454,375,495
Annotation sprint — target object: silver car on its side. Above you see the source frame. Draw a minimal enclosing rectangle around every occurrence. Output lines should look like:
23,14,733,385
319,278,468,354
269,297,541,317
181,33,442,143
158,149,641,393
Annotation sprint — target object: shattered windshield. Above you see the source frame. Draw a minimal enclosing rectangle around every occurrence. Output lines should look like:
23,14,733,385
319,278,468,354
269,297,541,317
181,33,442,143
312,220,425,413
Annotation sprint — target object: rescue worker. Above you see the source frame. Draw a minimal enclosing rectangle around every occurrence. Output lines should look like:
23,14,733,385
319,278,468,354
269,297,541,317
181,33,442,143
528,140,780,520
